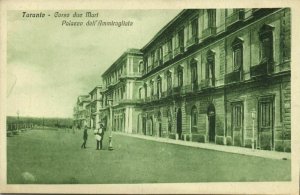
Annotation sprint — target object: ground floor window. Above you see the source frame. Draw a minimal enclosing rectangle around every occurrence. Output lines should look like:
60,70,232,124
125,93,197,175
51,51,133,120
191,106,198,132
231,102,243,132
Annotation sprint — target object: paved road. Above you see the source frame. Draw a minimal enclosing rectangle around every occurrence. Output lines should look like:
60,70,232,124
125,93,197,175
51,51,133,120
7,129,291,184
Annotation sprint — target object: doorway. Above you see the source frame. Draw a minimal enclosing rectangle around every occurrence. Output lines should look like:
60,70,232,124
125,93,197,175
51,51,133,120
177,108,182,140
207,104,216,142
158,111,162,137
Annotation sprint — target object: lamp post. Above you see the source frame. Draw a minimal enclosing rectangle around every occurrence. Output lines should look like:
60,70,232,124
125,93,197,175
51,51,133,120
108,98,114,151
251,109,256,151
17,110,19,132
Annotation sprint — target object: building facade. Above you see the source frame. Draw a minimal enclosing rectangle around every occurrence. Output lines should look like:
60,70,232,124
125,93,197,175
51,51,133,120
73,95,91,129
99,49,143,133
76,8,291,152
89,86,103,129
134,8,291,152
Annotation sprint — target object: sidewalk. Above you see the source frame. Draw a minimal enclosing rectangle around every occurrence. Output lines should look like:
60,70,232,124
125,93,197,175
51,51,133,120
114,132,291,160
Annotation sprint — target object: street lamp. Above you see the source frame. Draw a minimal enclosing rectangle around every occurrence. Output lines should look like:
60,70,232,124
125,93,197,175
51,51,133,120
251,109,256,151
108,98,114,151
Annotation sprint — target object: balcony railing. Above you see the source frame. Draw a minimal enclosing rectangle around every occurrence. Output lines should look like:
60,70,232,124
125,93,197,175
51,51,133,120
154,59,163,67
174,46,184,57
225,10,245,27
202,27,217,39
225,70,243,84
187,36,199,48
119,73,142,79
191,82,199,92
250,60,274,77
119,99,143,104
163,52,173,63
200,78,214,88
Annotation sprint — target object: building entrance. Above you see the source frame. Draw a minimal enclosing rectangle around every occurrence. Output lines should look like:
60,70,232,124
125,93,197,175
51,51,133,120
207,104,216,142
177,108,182,140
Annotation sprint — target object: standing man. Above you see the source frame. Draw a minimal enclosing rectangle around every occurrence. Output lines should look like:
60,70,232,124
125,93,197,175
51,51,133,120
99,123,105,150
81,126,88,149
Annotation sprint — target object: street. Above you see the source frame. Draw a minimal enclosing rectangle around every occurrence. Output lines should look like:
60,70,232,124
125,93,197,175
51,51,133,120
7,128,291,184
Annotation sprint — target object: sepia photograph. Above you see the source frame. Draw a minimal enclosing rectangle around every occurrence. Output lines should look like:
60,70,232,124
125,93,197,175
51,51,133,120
0,1,299,194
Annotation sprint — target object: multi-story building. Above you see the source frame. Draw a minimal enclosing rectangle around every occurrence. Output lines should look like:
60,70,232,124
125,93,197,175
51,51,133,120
99,49,143,133
89,86,103,129
73,95,91,129
133,8,290,152
80,8,290,152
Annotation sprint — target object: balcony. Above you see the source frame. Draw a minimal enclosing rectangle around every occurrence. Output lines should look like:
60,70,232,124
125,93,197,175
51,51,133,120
173,86,181,95
119,73,142,80
252,8,264,16
174,46,184,57
163,52,173,63
200,78,214,89
225,10,245,28
183,85,192,94
187,36,199,48
225,70,243,84
162,91,168,98
154,59,163,67
119,99,143,104
202,27,217,39
250,60,274,77
191,83,199,92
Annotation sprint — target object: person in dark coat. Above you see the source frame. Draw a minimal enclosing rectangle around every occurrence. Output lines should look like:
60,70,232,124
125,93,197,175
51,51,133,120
99,123,105,150
81,126,88,149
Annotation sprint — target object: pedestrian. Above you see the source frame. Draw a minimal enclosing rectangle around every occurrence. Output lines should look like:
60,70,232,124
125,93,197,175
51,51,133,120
81,126,88,149
99,123,105,150
94,125,102,150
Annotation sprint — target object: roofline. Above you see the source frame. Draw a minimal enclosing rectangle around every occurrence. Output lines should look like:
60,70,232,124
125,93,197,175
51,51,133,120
89,85,102,95
102,49,143,77
141,9,187,52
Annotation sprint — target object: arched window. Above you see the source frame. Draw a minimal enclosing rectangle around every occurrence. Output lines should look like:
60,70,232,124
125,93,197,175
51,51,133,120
191,106,198,132
144,83,147,98
190,59,198,91
157,76,162,99
206,50,215,86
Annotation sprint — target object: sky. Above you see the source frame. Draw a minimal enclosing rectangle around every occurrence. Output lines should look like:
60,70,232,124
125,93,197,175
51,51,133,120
7,10,181,118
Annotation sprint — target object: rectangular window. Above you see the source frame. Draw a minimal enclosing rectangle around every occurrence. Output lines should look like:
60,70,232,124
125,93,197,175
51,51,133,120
167,39,172,53
167,72,172,93
261,37,272,61
208,9,216,28
259,100,273,129
178,68,183,87
178,29,184,48
191,18,199,37
232,102,243,131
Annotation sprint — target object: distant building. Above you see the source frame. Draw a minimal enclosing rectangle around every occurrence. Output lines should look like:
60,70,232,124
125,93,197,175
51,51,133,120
73,95,91,129
89,86,103,129
99,49,143,133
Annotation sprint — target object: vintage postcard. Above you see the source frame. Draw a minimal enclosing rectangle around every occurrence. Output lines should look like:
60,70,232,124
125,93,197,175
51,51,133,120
0,0,299,194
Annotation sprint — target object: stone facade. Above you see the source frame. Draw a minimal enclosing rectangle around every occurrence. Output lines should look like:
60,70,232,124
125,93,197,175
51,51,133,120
89,86,103,130
73,95,91,129
99,49,143,133
77,8,291,152
136,8,290,152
